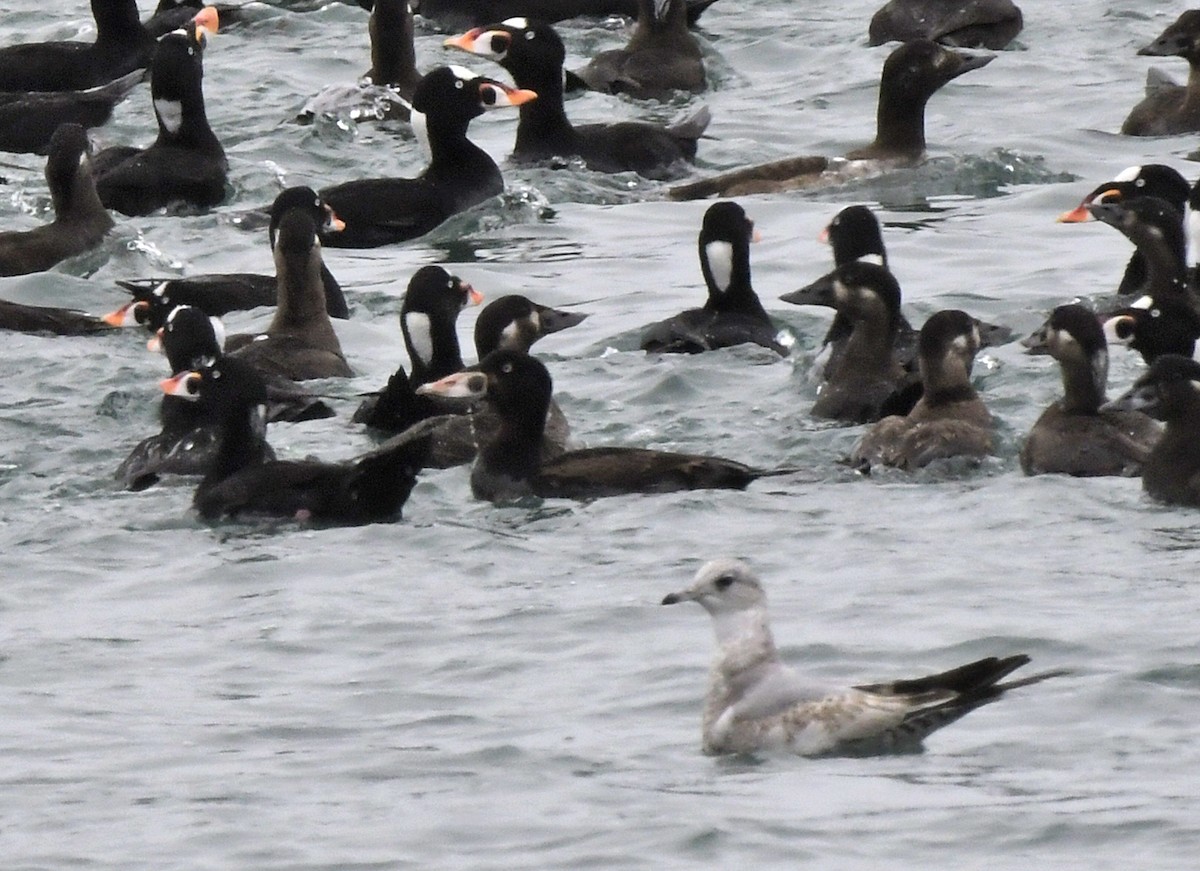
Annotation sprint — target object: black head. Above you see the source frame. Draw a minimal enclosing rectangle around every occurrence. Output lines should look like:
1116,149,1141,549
698,201,758,300
159,304,224,373
44,123,92,213
268,187,343,249
402,265,481,319
410,65,537,129
445,19,567,76
160,354,268,416
879,39,993,103
1139,11,1200,61
821,205,887,268
150,9,218,138
473,294,588,357
1088,197,1186,264
417,349,553,433
1104,354,1200,421
1103,296,1200,364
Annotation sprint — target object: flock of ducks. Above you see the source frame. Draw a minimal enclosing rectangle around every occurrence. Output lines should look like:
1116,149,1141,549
3,0,1200,755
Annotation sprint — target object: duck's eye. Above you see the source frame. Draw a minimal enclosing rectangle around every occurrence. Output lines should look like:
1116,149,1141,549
211,369,222,380
455,79,464,90
715,574,735,590
1135,178,1146,188
524,30,535,41
1151,308,1162,318
501,362,513,374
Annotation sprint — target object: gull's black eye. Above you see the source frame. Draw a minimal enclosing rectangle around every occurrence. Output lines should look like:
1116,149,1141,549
715,574,734,590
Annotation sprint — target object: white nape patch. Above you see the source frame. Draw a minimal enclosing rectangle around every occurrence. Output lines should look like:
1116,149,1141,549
154,99,183,134
404,312,434,364
411,108,431,162
1113,165,1141,183
210,317,226,349
502,17,529,28
153,281,169,297
856,253,885,267
448,64,476,82
1187,208,1200,268
704,241,734,293
1131,294,1154,311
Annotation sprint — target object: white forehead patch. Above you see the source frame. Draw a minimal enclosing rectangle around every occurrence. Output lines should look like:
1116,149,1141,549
404,312,434,365
502,17,529,28
704,241,734,293
1113,165,1141,183
448,64,476,82
154,99,183,134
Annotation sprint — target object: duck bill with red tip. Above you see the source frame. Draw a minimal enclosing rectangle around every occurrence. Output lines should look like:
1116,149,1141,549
191,7,220,41
1058,188,1121,223
102,300,149,327
160,370,202,400
416,370,489,401
465,283,484,306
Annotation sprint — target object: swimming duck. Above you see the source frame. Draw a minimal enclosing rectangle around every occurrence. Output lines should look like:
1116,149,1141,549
1021,304,1160,477
669,40,992,200
161,356,427,523
0,299,114,336
1057,165,1190,297
0,69,145,155
868,0,1023,50
298,0,422,125
1104,354,1200,506
445,18,709,180
1122,11,1200,137
319,66,535,248
418,349,789,501
641,201,788,355
104,187,349,331
226,201,353,381
850,309,993,470
0,0,154,93
0,123,114,277
92,9,227,217
571,0,705,100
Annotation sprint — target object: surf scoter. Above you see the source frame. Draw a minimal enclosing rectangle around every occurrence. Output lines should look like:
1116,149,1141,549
299,0,422,125
1122,11,1200,137
417,349,790,501
92,9,227,216
850,309,993,470
318,65,535,248
783,261,912,423
445,18,709,180
161,356,427,523
410,0,718,31
353,265,483,434
104,187,349,331
868,0,1023,50
641,201,788,355
669,39,993,200
1021,304,1160,477
0,299,114,336
1103,295,1200,366
1104,354,1200,506
571,0,705,100
0,123,115,277
0,69,145,155
1057,165,1190,297
226,203,353,381
0,0,155,93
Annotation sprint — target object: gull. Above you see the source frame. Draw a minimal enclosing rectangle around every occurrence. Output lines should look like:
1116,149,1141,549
662,558,1065,756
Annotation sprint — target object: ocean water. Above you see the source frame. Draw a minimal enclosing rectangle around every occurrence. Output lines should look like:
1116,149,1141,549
2,1,1200,868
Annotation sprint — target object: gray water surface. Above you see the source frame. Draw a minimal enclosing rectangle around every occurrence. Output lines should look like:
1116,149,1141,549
2,1,1199,868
